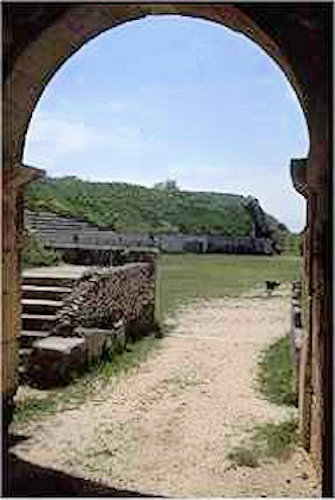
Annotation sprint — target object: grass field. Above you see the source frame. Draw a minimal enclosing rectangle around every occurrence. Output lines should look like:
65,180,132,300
157,253,302,320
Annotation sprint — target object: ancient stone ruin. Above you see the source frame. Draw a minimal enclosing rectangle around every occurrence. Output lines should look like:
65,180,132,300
243,197,283,254
20,255,157,388
24,202,280,263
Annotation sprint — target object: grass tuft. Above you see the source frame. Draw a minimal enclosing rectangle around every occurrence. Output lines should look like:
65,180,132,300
85,335,161,384
227,447,259,468
227,418,298,467
257,335,298,407
252,419,298,459
14,397,59,424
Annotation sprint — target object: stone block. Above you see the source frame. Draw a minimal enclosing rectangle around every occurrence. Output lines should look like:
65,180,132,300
74,322,126,363
27,336,86,388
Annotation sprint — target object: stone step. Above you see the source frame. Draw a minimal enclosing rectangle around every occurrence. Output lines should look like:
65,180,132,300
27,218,90,225
74,324,126,363
22,314,57,332
21,285,72,300
20,330,52,347
26,212,88,223
35,228,115,235
27,218,92,224
28,336,86,388
32,225,95,231
22,276,76,287
21,298,64,315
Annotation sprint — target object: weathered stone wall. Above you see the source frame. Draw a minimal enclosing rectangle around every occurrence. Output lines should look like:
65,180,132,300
2,182,20,427
54,262,156,338
207,235,273,255
306,188,330,484
26,211,275,255
243,197,283,253
2,167,44,426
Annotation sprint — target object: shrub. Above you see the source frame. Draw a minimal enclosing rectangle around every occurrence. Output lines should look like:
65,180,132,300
22,231,63,269
257,335,298,406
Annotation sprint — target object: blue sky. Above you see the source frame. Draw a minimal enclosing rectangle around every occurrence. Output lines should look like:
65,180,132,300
24,15,309,232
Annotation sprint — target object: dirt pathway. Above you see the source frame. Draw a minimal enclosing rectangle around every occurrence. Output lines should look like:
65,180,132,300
10,292,319,497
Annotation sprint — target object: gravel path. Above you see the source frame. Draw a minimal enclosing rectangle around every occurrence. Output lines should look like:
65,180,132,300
11,291,319,497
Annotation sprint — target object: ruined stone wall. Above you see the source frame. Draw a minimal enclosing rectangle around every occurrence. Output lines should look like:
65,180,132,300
207,236,273,254
54,262,156,337
25,211,276,255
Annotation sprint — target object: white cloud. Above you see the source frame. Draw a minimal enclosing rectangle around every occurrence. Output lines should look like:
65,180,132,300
24,111,167,173
25,113,86,154
26,113,135,158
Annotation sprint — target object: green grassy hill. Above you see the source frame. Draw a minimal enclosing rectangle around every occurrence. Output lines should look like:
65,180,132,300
27,176,288,238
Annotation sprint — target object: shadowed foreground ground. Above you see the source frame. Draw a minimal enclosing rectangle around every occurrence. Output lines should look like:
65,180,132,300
4,445,158,497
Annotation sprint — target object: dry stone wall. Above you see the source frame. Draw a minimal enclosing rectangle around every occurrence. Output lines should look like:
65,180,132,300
54,262,156,338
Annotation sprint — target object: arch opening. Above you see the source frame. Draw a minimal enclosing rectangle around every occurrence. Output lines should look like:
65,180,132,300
11,13,315,498
3,3,332,496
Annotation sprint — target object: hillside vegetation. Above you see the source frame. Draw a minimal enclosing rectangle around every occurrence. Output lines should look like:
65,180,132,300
22,231,63,269
27,176,287,237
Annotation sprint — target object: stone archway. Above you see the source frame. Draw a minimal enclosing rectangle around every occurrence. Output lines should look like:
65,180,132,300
3,3,332,494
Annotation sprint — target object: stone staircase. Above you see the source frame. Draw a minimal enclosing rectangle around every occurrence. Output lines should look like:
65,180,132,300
18,265,138,388
19,276,75,382
25,210,99,232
